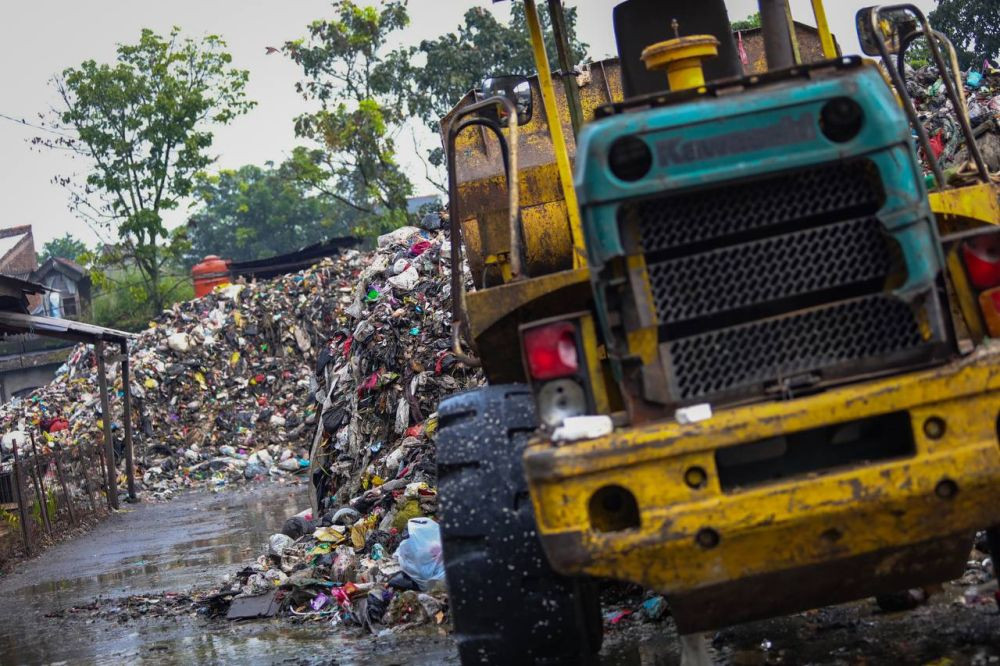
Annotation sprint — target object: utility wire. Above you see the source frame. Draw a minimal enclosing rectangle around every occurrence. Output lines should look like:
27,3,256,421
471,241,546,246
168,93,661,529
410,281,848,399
0,111,74,138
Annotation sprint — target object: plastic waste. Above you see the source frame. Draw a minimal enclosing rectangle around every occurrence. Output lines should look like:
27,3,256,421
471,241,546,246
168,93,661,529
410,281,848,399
641,595,668,621
282,516,315,539
387,265,419,291
167,332,193,353
394,518,445,590
552,415,613,441
268,533,294,558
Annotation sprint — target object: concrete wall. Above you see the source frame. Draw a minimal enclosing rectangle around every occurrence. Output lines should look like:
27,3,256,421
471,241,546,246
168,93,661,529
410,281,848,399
0,362,62,403
0,347,71,403
738,23,840,74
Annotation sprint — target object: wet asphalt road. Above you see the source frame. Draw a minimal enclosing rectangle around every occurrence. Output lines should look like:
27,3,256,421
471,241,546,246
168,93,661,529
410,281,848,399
0,482,458,666
1,481,997,665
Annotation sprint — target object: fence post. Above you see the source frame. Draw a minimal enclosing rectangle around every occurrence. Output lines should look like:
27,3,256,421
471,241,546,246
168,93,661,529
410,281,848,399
95,340,119,510
53,448,77,526
28,432,52,535
10,442,32,555
120,343,137,501
78,443,98,516
95,440,113,512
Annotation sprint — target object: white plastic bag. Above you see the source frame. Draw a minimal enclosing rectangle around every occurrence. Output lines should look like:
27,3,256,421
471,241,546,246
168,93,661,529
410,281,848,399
268,533,294,557
394,518,445,590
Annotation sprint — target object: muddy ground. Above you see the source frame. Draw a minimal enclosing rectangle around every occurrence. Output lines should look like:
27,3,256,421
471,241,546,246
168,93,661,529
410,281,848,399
0,483,997,665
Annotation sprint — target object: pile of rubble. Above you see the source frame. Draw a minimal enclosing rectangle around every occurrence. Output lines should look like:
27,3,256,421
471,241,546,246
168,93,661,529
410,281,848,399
0,221,481,514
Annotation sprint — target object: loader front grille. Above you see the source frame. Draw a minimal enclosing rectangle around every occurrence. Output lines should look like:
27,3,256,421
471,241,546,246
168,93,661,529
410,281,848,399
630,161,884,253
619,160,937,403
668,295,924,399
646,216,894,325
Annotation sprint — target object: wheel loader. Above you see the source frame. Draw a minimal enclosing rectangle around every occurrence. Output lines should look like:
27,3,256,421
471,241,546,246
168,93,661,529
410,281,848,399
434,2,1000,663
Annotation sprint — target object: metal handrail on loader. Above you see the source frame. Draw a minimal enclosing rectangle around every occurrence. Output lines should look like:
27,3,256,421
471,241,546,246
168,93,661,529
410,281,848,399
867,4,991,188
446,95,522,366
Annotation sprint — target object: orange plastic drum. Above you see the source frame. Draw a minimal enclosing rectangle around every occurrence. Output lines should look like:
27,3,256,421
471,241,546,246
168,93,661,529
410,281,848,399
191,255,232,298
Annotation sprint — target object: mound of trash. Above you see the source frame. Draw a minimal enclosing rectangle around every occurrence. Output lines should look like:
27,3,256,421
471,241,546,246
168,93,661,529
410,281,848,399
908,60,1000,178
0,222,482,511
194,221,484,628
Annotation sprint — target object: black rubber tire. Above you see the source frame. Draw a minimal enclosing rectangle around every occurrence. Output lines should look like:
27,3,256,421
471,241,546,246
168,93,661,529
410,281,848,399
437,384,603,665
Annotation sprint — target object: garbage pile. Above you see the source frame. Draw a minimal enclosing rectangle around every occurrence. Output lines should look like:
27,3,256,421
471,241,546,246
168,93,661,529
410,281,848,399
197,221,484,630
0,220,481,512
199,513,449,631
906,60,1000,179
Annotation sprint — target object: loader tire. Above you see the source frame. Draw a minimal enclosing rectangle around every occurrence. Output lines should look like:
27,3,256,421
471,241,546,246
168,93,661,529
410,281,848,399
437,385,602,665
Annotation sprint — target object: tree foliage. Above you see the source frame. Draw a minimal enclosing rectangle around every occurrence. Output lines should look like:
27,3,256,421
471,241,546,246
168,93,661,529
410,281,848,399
37,28,254,313
731,12,762,32
91,265,194,332
284,2,414,235
187,161,356,264
38,233,88,264
284,2,588,207
930,0,1000,69
408,5,589,137
904,38,931,70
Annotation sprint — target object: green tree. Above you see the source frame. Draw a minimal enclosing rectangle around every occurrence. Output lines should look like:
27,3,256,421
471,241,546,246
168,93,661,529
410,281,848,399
929,0,1000,69
284,2,414,235
187,161,356,263
904,38,931,70
91,264,194,331
409,5,588,135
38,233,87,263
37,28,254,314
731,12,762,32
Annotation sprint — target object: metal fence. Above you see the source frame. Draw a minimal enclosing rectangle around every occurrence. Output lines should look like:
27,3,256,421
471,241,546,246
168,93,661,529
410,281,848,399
1,431,122,558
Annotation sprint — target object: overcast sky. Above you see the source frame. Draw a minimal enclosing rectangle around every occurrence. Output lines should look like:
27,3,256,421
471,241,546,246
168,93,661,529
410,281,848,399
0,0,935,249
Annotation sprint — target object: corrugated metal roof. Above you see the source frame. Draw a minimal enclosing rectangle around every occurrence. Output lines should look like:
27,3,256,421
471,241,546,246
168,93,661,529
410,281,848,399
0,274,47,295
0,310,133,344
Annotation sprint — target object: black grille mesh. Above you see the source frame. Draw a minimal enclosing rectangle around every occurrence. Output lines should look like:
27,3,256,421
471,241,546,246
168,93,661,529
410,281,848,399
624,161,883,253
668,296,925,399
621,159,939,404
647,217,893,324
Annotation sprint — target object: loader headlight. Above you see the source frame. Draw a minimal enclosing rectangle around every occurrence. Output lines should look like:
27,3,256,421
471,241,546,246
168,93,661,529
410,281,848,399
820,97,864,143
608,135,652,182
536,378,587,427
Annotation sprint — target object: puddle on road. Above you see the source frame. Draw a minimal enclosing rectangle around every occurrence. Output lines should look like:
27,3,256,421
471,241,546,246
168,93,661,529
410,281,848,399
0,483,325,666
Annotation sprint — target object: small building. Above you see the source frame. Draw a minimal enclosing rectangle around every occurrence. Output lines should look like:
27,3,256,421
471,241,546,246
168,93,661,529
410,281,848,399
0,226,92,320
0,275,69,402
31,257,91,320
0,226,40,312
735,21,842,74
0,228,94,402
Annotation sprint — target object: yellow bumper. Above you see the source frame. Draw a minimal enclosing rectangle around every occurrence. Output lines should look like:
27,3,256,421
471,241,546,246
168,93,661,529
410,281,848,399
523,345,1000,631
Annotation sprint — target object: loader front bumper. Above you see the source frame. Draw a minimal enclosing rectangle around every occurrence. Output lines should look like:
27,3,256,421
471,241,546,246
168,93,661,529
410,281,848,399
523,345,1000,632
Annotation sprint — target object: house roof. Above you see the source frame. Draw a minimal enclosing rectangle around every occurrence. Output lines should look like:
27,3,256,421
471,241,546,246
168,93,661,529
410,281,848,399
34,256,88,281
0,231,29,263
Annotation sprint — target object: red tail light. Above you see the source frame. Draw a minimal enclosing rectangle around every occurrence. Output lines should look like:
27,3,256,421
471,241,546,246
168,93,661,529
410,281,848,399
962,236,1000,290
523,322,579,380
